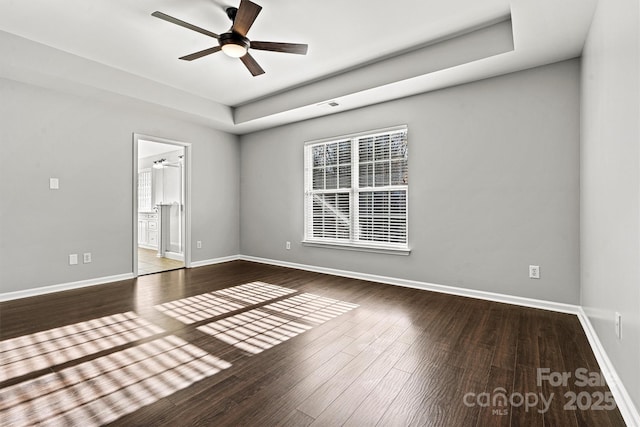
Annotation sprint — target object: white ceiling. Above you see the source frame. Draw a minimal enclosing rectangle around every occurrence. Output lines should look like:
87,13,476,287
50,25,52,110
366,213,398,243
0,0,597,134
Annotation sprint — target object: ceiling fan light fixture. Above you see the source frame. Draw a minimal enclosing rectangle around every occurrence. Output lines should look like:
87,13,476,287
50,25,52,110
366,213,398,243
221,43,248,58
219,32,249,58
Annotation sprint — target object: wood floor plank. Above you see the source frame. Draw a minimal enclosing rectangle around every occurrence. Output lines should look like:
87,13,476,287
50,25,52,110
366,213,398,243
446,346,493,427
107,396,177,426
192,324,358,425
231,319,356,381
491,306,520,370
0,260,626,427
392,329,452,374
278,409,315,427
296,323,409,418
475,366,514,427
553,317,627,426
340,311,404,356
310,339,411,425
378,360,464,426
342,368,412,427
515,311,544,368
537,330,579,427
511,363,545,426
224,351,355,425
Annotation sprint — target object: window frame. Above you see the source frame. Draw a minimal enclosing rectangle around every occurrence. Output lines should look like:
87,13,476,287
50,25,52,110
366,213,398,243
303,125,410,255
137,168,153,212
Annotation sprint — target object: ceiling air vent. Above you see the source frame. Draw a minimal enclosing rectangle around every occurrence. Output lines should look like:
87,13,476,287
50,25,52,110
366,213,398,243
317,100,340,108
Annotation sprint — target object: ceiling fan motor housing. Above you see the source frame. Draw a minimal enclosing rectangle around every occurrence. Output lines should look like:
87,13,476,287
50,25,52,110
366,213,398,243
219,32,250,54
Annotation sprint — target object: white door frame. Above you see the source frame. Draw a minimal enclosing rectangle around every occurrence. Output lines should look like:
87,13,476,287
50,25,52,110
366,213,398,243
132,133,192,277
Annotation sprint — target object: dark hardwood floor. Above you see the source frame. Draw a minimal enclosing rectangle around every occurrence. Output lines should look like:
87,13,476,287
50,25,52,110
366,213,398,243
0,261,626,426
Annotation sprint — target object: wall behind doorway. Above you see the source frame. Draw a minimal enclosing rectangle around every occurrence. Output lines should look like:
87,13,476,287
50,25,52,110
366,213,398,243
0,77,240,295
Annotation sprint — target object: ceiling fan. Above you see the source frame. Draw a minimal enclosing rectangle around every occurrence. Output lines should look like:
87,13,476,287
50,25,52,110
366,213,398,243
152,0,308,76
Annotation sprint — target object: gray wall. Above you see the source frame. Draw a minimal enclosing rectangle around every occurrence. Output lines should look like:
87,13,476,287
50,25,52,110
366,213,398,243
240,59,581,304
581,0,640,410
0,78,240,294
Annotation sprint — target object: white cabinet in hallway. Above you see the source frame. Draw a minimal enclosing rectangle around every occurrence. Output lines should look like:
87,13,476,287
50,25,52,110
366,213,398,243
138,212,158,249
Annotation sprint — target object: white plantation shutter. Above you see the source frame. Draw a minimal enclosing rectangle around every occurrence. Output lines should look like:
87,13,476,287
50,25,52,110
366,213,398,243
304,126,408,251
305,139,352,242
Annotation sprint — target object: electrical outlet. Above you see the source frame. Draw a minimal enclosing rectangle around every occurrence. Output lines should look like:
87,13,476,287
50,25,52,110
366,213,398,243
196,241,202,249
286,241,291,250
83,252,92,263
615,312,621,339
69,254,78,265
49,178,59,190
529,265,540,279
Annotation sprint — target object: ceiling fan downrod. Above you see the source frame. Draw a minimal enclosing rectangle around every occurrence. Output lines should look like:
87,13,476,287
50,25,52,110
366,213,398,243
226,7,238,22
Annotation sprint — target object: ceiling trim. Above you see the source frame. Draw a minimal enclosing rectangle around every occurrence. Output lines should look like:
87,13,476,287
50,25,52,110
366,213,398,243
234,18,514,126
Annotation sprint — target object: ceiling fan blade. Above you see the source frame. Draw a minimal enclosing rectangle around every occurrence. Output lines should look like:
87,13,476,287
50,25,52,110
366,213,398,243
240,52,265,76
250,41,308,55
179,46,222,61
232,0,262,37
152,11,219,39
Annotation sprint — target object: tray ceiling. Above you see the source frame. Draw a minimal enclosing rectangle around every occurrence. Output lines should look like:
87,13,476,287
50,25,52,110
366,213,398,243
0,0,597,133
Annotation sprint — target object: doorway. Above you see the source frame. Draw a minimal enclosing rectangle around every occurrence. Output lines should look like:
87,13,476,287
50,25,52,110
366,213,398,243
133,134,191,276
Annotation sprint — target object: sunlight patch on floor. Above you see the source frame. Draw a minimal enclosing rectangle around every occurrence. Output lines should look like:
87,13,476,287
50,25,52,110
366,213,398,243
213,281,296,304
197,309,312,354
0,312,164,382
0,335,231,427
197,293,359,354
264,293,360,324
154,293,245,324
154,281,296,324
0,282,359,426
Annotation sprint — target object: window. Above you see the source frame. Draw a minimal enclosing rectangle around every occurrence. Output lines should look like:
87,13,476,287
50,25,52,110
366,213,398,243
304,125,409,253
138,169,152,211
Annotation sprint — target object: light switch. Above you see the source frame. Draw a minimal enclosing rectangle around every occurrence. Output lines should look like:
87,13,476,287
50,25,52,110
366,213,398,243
49,178,59,190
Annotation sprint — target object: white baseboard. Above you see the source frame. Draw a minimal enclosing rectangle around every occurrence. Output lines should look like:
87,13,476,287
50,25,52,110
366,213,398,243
577,308,640,427
190,255,240,268
163,251,184,262
239,255,639,426
0,255,241,302
239,255,581,314
0,273,135,302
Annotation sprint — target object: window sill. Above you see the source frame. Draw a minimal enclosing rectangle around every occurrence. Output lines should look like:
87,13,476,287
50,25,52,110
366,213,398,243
301,240,411,256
